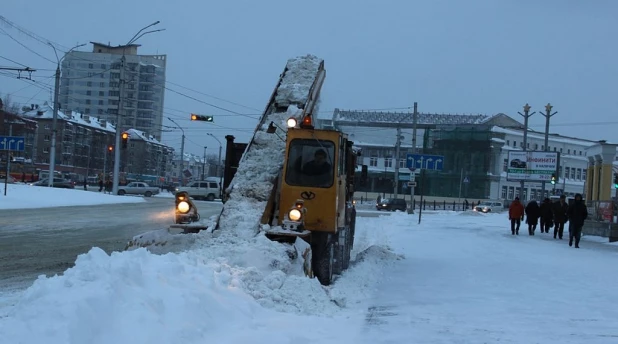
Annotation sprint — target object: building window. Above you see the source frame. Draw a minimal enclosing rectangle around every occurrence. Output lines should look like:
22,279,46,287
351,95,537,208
98,109,104,115
506,140,510,146
369,157,377,167
44,124,50,130
526,143,530,149
88,63,93,69
86,91,91,96
513,141,517,148
501,186,507,199
384,158,393,168
560,148,563,153
87,81,92,87
567,149,571,155
576,168,581,180
100,82,105,87
43,146,49,153
44,134,50,141
503,159,508,172
553,147,557,152
570,168,575,180
399,158,406,168
99,100,104,105
542,145,545,150
99,91,104,96
508,187,514,200
534,143,538,150
582,169,587,180
100,64,106,69
564,167,570,179
85,99,91,105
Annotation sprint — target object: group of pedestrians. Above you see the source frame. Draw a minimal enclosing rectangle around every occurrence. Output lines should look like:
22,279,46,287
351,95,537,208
508,194,588,248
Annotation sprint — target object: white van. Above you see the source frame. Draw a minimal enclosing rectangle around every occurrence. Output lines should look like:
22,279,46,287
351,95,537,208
175,177,221,201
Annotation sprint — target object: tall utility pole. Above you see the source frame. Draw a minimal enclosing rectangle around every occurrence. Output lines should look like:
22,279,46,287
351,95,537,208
410,102,418,203
540,103,557,197
202,146,207,180
4,124,12,196
518,103,536,200
168,117,185,186
208,133,223,197
111,21,164,195
393,126,402,198
47,43,85,187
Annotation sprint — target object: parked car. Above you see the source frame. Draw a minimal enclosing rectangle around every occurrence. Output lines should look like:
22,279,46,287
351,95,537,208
175,179,220,201
30,178,75,189
473,201,504,213
0,175,16,184
376,198,407,211
117,182,159,197
509,159,527,169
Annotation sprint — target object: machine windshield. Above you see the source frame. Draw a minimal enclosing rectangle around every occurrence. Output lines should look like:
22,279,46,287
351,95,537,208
285,139,335,188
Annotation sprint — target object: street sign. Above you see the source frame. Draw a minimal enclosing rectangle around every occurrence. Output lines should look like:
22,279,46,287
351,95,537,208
409,173,416,181
0,136,25,151
406,153,445,171
463,177,469,183
407,181,417,187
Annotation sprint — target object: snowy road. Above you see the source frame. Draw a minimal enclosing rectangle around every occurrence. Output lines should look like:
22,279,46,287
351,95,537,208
0,198,223,291
358,212,618,343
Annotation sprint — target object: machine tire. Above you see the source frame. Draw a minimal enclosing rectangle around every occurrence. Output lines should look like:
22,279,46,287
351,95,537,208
206,193,215,201
144,191,152,197
311,232,335,286
118,190,126,196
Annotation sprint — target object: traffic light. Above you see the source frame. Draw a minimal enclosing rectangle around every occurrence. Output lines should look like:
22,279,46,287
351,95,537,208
107,145,113,152
614,173,618,189
121,132,129,149
191,114,214,122
550,173,556,185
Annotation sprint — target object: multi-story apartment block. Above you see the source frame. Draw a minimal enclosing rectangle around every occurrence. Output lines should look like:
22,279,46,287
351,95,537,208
21,103,116,177
59,42,166,140
319,109,617,201
122,128,173,179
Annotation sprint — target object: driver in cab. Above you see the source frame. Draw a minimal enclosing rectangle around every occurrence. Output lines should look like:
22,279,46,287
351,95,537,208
302,149,332,181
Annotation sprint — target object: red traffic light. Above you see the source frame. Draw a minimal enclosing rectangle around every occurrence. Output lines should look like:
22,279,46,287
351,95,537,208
108,145,113,151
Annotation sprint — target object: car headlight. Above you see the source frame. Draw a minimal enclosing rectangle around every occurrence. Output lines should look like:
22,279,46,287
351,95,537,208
288,208,302,221
177,201,190,214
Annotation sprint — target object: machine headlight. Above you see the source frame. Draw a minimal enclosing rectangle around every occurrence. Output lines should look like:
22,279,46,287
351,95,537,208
177,201,191,214
286,117,297,128
288,208,302,221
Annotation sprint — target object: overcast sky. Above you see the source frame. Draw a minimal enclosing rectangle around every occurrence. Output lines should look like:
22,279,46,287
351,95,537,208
1,0,616,157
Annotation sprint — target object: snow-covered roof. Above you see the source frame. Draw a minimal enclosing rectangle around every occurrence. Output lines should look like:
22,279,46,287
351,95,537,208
126,128,164,145
491,126,599,146
332,108,490,126
21,103,115,133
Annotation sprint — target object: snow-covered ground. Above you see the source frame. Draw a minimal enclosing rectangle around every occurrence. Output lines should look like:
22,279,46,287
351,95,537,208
0,184,145,210
1,210,617,343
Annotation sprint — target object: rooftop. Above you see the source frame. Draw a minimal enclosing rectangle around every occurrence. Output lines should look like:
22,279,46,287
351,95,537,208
21,103,115,133
331,108,491,127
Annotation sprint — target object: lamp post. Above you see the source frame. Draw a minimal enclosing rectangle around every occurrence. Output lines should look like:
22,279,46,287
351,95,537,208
111,21,165,195
207,133,223,197
167,117,185,186
47,42,86,187
202,146,207,180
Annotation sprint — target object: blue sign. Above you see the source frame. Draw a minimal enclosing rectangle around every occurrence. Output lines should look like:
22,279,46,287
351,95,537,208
406,153,445,171
0,136,25,151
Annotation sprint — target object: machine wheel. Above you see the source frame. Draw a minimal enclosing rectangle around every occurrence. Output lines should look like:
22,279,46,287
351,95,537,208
144,191,152,197
311,232,335,286
206,193,215,201
118,190,126,196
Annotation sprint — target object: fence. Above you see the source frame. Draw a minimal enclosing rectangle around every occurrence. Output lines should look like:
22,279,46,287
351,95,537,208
356,198,485,212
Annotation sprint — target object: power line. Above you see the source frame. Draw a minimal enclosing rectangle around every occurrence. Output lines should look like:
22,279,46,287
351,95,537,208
0,27,55,64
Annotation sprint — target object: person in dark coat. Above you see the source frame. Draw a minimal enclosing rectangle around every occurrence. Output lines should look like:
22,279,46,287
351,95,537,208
539,198,554,233
525,200,541,235
552,194,569,239
508,197,525,235
567,193,588,248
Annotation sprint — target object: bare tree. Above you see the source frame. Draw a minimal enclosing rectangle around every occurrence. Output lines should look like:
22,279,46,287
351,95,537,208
0,93,20,113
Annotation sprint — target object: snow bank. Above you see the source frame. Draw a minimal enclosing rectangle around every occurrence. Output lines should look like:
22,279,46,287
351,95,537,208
0,184,145,210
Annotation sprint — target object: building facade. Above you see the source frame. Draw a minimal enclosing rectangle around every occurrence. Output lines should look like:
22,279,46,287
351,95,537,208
319,109,617,202
122,128,173,180
59,42,166,140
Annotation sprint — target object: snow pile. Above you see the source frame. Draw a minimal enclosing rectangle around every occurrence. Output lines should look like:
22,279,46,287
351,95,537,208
275,54,323,107
0,184,145,210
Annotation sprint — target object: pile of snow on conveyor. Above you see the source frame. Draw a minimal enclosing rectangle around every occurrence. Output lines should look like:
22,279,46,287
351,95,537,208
217,54,323,238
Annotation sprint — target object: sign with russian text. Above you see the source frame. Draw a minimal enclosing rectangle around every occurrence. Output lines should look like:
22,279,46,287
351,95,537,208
507,151,560,182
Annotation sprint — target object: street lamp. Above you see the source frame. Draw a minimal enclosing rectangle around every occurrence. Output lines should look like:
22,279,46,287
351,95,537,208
48,42,86,187
167,117,185,186
111,21,165,195
202,146,207,180
207,133,223,197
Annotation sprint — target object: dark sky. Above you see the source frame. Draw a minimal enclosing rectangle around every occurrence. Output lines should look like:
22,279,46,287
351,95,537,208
2,0,616,156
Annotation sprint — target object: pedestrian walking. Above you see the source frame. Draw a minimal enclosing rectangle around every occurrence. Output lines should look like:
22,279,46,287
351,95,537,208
509,197,525,235
552,195,569,239
525,200,540,235
539,198,554,233
567,193,588,248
